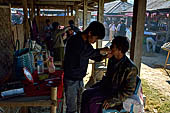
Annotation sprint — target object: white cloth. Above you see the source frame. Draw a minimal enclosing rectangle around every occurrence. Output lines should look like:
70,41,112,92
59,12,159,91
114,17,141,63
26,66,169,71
123,83,145,113
126,29,131,42
110,24,116,32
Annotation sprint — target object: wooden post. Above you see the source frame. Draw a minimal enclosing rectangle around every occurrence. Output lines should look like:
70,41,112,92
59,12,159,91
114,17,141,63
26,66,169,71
130,0,147,74
67,6,69,16
30,0,35,21
97,0,104,23
51,87,57,113
22,0,29,46
71,6,73,16
97,0,104,48
83,0,87,30
166,11,170,42
37,6,40,16
75,4,79,27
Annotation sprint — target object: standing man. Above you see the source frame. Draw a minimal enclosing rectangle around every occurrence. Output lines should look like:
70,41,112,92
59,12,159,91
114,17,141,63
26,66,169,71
116,19,126,37
81,36,138,113
109,22,116,41
64,21,111,113
44,19,52,50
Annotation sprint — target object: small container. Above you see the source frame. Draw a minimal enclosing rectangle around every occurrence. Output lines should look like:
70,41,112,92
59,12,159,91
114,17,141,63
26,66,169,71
37,54,44,74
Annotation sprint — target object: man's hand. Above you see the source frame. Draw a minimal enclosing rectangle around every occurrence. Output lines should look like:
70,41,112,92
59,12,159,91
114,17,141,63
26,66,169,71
100,47,111,54
103,100,110,109
106,53,113,58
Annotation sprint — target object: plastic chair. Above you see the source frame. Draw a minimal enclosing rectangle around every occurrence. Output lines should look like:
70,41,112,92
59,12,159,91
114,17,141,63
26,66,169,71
103,76,141,113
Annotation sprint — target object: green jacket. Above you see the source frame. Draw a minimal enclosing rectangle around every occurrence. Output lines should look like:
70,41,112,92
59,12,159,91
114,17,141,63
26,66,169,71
93,55,138,107
51,27,69,48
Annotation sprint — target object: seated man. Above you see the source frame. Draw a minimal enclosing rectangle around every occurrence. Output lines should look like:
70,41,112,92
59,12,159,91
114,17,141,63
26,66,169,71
81,36,138,113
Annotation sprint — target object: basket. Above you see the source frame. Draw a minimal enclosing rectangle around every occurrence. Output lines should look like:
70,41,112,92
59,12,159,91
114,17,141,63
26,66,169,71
14,40,34,80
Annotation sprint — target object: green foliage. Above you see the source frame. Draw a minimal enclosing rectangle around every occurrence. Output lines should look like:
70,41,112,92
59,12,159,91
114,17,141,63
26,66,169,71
142,79,170,113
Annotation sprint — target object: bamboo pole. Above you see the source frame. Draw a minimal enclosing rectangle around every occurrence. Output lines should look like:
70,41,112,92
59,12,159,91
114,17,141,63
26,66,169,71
71,6,73,16
75,4,79,27
67,6,69,16
22,0,29,42
37,6,40,16
83,0,87,30
51,87,57,113
0,100,54,106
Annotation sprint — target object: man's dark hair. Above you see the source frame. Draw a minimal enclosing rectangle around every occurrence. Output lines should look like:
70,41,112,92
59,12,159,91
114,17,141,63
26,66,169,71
121,19,125,23
46,19,50,23
69,20,74,26
111,36,129,54
52,22,60,30
84,21,105,40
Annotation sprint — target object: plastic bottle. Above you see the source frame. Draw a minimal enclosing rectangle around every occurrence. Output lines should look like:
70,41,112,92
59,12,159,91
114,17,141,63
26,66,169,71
37,53,44,74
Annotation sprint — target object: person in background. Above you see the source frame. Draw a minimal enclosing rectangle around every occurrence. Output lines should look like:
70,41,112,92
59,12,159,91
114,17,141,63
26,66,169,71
68,20,80,34
51,22,70,61
63,28,74,45
109,22,116,41
64,21,111,113
126,25,132,44
44,19,52,50
146,36,156,53
103,21,110,40
44,19,52,40
81,36,138,113
116,19,126,37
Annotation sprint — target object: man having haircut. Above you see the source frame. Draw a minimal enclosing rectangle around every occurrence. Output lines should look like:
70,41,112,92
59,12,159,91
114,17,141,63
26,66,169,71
64,21,111,113
81,36,138,113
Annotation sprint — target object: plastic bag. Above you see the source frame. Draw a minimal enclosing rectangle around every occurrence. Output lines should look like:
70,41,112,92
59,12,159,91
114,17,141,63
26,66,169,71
123,83,145,113
47,56,55,73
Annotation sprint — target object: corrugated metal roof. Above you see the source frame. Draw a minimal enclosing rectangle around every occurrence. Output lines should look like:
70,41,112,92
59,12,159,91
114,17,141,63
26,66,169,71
146,0,170,11
104,0,133,14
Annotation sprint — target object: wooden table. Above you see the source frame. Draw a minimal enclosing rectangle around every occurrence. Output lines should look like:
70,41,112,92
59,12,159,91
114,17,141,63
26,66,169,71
0,87,58,113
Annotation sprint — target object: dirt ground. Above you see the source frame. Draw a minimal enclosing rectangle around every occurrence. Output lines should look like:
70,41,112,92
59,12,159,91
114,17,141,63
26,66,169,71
140,52,170,97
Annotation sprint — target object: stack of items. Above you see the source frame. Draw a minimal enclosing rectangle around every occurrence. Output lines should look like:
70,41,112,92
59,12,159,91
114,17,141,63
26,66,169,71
161,42,170,51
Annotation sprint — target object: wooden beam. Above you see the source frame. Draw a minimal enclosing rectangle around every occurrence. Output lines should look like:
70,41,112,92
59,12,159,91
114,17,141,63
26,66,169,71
121,0,127,2
38,0,81,1
130,0,147,74
35,1,74,6
22,0,29,42
0,100,54,106
37,6,40,16
97,0,104,23
97,0,104,48
30,0,34,21
83,0,87,30
75,4,79,27
51,87,57,113
71,6,73,16
67,6,69,16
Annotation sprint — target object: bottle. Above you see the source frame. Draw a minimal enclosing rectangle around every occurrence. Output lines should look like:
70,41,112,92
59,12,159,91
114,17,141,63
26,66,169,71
37,53,44,74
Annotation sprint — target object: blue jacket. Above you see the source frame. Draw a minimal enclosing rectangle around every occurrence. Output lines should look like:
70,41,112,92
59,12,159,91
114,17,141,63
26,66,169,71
64,32,103,81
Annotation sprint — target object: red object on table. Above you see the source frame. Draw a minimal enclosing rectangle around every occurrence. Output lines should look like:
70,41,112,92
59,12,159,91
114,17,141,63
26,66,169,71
23,70,64,99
